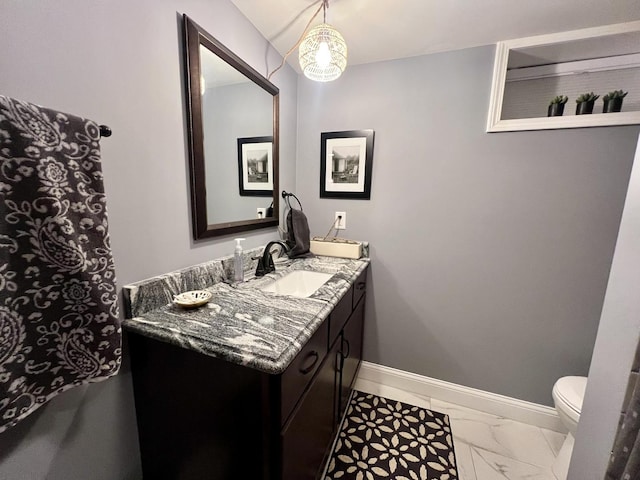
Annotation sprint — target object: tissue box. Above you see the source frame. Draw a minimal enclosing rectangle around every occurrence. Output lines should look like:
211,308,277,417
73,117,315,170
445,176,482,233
310,237,362,259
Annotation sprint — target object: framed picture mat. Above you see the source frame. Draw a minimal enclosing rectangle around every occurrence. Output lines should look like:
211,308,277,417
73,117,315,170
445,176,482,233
237,136,273,197
320,129,374,199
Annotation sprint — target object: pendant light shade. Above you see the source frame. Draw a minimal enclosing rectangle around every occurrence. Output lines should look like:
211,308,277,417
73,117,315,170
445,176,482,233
299,23,348,82
266,0,348,83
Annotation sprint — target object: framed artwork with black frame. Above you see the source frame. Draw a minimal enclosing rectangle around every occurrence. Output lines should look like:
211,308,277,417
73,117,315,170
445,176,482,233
237,136,273,197
320,130,374,199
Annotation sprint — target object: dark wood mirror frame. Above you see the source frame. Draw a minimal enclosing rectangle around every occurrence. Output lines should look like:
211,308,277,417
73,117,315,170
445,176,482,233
183,14,280,239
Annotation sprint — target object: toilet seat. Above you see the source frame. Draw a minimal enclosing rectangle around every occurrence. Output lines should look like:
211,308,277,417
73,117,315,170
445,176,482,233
553,376,587,424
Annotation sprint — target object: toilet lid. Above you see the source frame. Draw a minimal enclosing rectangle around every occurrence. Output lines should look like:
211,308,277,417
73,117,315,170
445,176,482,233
554,376,587,413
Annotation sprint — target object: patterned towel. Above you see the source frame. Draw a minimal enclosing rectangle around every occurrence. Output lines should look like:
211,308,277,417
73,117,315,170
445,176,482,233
0,96,121,433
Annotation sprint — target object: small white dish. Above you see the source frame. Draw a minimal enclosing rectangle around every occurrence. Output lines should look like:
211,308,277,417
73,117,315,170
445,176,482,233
173,290,212,308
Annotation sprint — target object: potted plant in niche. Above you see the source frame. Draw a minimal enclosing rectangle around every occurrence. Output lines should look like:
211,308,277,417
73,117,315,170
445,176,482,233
602,90,628,113
548,95,568,117
575,92,599,115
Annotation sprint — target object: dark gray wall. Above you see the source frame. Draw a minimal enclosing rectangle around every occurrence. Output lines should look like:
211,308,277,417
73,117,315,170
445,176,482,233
569,136,640,479
0,0,297,478
295,46,640,405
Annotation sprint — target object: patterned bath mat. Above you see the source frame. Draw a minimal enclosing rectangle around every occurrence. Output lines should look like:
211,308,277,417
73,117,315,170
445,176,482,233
324,391,458,480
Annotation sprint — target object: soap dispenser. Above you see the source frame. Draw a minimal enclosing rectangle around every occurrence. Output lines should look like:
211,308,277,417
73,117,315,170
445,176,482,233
234,238,246,282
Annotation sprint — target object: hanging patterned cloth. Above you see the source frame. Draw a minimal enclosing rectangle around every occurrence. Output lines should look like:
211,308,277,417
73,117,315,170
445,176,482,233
606,338,640,480
0,96,121,433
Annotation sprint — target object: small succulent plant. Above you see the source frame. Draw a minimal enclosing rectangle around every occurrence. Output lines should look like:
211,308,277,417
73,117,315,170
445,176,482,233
603,90,628,101
576,92,600,103
549,95,568,106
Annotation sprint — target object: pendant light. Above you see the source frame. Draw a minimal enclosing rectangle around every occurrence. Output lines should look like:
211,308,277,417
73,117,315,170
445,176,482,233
298,1,347,82
268,0,347,83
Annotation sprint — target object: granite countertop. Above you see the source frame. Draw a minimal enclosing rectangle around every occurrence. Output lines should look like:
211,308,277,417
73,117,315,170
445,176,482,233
122,252,369,375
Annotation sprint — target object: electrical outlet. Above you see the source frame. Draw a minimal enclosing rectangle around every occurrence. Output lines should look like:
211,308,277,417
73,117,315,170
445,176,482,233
335,211,346,230
257,207,266,219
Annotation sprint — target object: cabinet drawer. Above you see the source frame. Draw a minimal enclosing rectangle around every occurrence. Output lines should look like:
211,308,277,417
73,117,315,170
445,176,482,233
328,286,353,348
352,268,367,309
281,322,328,424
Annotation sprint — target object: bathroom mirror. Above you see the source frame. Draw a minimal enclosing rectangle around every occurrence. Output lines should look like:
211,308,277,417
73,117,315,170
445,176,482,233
487,21,640,132
183,14,279,239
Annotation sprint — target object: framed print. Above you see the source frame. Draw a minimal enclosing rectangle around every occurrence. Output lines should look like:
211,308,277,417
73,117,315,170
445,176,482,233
320,130,374,199
238,136,273,197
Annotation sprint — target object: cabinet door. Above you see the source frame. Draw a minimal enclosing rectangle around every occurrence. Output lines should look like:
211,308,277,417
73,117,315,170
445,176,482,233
281,348,337,480
337,295,365,422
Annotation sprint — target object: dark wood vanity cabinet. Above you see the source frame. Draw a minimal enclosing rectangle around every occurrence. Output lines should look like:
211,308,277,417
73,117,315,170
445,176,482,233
282,288,366,480
330,267,367,427
128,267,367,480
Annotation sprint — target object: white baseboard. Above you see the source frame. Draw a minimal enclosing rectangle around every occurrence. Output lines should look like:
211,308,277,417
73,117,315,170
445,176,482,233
357,361,565,433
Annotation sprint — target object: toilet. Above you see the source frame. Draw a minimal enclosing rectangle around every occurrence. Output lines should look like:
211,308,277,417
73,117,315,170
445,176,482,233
552,376,588,480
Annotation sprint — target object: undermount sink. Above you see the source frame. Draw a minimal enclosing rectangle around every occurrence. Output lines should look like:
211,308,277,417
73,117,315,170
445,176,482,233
261,270,333,298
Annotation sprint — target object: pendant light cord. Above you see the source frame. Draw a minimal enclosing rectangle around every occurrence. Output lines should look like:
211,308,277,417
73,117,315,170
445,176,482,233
267,0,328,80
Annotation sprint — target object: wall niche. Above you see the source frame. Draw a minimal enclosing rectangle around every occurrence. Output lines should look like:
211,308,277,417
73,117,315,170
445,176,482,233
487,21,640,132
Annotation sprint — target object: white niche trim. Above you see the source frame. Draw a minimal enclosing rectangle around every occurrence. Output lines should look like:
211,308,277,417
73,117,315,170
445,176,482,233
487,21,640,133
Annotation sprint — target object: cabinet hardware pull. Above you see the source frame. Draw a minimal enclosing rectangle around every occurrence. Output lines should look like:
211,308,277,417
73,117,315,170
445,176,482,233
357,282,366,290
342,338,351,359
299,351,319,374
336,350,344,373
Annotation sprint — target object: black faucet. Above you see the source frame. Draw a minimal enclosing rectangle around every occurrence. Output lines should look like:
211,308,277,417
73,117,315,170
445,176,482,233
255,241,289,277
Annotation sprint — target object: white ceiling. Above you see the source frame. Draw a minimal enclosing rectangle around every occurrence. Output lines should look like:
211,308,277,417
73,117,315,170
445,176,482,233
231,0,640,73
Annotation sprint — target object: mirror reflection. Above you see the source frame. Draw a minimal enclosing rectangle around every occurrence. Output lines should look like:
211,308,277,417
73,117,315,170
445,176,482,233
184,15,279,239
200,46,275,224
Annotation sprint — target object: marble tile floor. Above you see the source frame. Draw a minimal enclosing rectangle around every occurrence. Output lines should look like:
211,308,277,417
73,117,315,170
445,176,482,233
354,378,566,480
